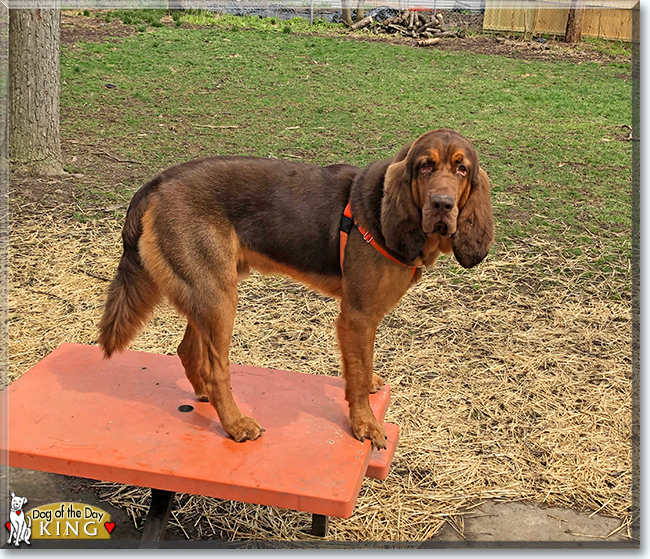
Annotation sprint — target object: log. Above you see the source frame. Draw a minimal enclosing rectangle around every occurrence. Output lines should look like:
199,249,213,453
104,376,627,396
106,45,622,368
350,15,373,30
387,23,408,33
418,37,441,46
416,22,439,34
433,30,456,37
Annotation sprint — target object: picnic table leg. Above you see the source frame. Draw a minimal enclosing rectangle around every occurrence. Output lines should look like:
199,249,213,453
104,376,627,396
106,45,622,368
311,514,329,537
139,488,176,548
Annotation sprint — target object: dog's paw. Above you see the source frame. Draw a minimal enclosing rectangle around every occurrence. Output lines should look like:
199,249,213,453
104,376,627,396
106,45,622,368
350,415,387,450
195,393,209,402
224,415,264,443
369,373,384,394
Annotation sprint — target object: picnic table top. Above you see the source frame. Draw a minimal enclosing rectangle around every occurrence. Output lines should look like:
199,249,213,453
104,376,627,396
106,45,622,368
2,343,397,518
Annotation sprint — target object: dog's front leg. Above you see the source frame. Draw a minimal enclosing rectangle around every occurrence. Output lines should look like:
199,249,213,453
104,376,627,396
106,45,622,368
336,306,387,450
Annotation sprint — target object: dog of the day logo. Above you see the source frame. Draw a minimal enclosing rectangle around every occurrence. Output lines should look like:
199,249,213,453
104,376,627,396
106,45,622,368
6,492,31,546
5,494,114,545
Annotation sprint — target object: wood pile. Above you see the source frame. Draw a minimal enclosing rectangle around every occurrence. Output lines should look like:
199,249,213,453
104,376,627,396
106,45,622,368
350,10,458,43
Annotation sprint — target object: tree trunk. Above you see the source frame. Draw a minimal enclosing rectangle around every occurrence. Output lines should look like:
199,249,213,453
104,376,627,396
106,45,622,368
565,0,585,43
9,7,64,175
355,0,366,22
341,0,353,26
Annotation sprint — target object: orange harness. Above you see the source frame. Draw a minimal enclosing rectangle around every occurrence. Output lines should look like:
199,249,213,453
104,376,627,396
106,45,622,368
339,202,419,278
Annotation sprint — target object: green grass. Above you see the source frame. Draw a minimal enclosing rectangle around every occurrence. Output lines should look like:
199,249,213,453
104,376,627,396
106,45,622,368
105,9,344,33
111,9,166,27
582,36,632,58
59,23,632,298
181,10,343,33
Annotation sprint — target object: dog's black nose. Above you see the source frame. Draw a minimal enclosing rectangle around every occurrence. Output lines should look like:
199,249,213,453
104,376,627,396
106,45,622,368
430,194,455,213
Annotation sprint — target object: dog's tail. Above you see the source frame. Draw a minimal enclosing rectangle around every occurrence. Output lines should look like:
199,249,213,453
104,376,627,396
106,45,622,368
97,177,163,358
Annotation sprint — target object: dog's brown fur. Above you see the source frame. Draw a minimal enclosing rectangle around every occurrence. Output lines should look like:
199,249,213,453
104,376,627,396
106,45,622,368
98,129,494,449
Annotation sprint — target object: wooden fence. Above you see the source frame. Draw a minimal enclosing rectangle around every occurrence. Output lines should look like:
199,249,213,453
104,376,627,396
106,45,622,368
483,0,635,41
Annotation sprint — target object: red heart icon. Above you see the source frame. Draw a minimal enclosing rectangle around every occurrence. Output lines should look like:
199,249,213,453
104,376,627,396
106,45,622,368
104,522,115,534
5,521,10,531
16,511,21,516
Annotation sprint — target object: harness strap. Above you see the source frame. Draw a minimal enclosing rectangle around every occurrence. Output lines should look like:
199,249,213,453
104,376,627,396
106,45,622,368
339,202,419,278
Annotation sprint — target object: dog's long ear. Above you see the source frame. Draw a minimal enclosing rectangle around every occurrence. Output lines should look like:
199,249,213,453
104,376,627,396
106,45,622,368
380,149,426,263
392,140,413,163
452,166,494,268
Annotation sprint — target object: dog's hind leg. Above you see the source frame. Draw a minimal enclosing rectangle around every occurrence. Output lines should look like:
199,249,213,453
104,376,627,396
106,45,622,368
177,323,210,402
189,282,264,442
171,277,262,442
140,203,262,443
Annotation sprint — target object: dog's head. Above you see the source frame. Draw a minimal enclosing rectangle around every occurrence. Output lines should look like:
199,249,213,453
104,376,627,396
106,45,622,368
380,129,494,268
10,492,27,512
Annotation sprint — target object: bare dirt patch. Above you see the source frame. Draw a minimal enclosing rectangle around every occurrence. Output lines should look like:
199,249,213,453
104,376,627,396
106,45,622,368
338,32,630,65
61,11,137,46
437,34,630,65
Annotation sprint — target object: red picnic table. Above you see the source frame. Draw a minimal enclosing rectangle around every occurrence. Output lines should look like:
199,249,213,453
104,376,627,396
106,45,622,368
2,343,398,544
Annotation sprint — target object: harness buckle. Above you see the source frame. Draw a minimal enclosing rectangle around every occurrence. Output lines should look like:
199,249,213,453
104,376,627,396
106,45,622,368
339,214,354,235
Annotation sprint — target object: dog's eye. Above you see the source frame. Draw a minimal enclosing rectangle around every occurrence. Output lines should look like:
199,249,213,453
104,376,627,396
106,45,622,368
420,161,435,175
457,164,467,177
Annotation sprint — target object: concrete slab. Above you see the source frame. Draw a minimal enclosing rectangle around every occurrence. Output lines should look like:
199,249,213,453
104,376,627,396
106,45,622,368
428,499,631,544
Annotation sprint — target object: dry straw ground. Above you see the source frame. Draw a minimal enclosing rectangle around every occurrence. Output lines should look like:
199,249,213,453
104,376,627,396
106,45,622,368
8,167,632,541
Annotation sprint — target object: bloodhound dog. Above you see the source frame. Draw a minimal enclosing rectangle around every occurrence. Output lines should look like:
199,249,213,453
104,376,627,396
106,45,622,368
98,129,494,450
